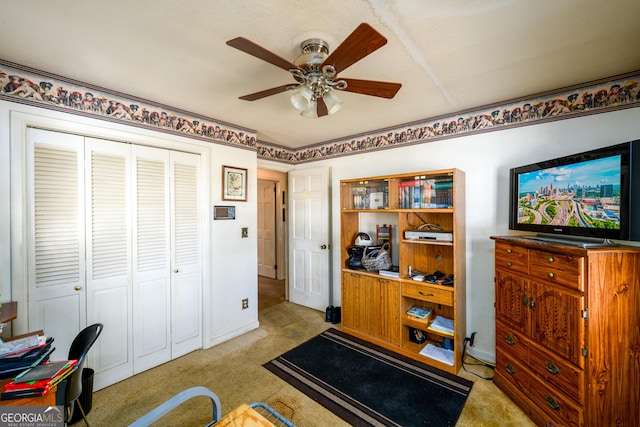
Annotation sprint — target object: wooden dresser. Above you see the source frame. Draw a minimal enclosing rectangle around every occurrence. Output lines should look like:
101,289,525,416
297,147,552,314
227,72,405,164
491,236,640,427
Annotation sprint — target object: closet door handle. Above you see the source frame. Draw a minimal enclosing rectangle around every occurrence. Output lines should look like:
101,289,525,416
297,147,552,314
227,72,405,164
74,286,82,291
173,268,179,273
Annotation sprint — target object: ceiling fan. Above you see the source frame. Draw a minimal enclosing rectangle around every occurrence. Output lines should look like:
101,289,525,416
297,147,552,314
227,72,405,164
226,23,402,117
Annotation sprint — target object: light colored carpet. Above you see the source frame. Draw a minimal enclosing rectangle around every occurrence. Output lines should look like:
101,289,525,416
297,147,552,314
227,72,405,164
87,279,533,426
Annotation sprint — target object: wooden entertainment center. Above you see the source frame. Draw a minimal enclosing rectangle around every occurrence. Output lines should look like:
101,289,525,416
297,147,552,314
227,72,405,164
491,236,640,427
340,169,465,374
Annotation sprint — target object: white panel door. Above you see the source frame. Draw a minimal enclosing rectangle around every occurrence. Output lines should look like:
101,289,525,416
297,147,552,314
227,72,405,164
258,179,277,278
170,151,202,357
288,167,330,311
84,137,133,388
27,128,85,361
132,145,172,373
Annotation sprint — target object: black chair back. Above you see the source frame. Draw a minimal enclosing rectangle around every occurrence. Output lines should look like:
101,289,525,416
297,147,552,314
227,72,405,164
60,323,103,424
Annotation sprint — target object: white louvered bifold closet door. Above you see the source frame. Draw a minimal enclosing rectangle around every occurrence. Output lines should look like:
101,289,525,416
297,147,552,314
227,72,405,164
85,137,133,387
170,151,202,357
132,145,172,373
27,128,86,360
26,129,203,388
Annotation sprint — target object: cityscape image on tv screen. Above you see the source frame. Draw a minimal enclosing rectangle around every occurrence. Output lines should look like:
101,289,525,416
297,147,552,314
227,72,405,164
517,155,622,229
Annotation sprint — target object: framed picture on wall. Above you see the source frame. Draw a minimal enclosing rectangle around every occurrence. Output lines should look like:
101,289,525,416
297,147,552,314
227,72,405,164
222,165,247,201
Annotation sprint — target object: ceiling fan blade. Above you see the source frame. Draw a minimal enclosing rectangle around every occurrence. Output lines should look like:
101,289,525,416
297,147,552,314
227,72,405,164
239,84,296,101
316,97,329,117
339,78,402,99
227,37,300,72
323,23,388,74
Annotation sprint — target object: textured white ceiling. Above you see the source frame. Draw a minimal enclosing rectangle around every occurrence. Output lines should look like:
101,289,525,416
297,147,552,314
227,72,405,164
2,0,640,148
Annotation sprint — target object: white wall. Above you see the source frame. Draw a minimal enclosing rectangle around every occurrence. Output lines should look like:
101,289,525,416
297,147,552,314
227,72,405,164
296,107,640,362
208,144,260,346
0,100,259,349
3,98,639,365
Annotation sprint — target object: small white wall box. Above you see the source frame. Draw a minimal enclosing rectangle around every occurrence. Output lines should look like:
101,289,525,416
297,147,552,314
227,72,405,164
214,206,235,220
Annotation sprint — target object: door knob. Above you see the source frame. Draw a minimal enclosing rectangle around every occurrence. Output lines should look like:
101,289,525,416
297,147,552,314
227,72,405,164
173,268,179,273
320,244,327,249
74,286,82,291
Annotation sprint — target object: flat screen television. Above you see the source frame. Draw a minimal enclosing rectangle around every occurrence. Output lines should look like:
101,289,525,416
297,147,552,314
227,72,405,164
509,140,639,246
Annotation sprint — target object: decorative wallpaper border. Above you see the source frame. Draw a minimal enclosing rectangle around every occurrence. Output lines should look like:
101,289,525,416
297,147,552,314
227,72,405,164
1,58,639,164
0,59,257,150
258,71,640,164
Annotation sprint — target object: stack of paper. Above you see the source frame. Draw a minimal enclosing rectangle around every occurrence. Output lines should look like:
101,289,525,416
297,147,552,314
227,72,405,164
0,335,45,356
0,334,55,380
1,359,78,400
379,266,399,278
427,315,454,336
419,343,454,366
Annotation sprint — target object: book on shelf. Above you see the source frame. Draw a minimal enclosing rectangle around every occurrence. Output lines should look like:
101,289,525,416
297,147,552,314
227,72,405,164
379,265,399,278
427,315,454,336
419,343,454,366
398,177,454,209
406,306,433,320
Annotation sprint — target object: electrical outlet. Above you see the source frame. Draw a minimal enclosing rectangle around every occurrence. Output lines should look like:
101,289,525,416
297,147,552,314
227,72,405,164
241,227,248,238
469,331,477,347
242,298,248,309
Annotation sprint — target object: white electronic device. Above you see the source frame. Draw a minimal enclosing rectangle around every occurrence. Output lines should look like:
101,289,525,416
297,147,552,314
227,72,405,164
404,230,453,241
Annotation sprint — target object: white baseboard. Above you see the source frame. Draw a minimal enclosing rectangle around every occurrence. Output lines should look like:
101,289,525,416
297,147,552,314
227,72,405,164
466,345,495,364
206,321,260,348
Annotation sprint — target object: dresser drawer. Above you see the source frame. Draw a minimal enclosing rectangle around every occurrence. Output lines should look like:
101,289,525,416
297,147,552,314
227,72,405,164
495,242,529,274
529,373,583,427
530,250,584,291
495,320,529,363
529,344,583,403
402,282,453,306
496,348,529,394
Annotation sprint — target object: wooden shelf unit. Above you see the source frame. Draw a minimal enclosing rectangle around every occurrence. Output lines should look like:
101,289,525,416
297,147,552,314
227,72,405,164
340,169,465,374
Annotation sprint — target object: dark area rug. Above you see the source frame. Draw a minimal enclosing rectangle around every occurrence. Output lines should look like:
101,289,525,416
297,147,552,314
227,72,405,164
264,328,473,427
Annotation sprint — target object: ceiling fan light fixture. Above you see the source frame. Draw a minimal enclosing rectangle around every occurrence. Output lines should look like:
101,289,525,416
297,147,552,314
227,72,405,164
290,86,314,111
228,23,401,117
323,90,343,115
300,100,318,118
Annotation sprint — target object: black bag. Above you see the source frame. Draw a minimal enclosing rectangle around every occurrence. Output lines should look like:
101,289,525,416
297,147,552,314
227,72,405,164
347,246,365,270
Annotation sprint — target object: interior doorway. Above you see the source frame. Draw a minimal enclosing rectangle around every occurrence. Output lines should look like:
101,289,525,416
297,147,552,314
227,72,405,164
257,169,287,309
258,276,286,310
257,179,277,278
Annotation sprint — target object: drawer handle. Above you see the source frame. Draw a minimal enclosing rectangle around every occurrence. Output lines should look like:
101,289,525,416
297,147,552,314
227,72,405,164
505,363,516,374
506,261,512,267
547,256,554,263
545,361,561,375
547,272,554,279
522,295,528,306
505,334,516,345
545,395,561,410
419,291,434,297
530,298,535,310
507,249,512,253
